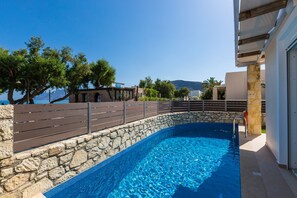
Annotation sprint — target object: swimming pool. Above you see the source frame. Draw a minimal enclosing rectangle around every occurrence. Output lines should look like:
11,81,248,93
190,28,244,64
45,123,241,198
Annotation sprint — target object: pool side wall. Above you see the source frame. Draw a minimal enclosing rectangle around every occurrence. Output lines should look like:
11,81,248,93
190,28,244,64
0,105,245,198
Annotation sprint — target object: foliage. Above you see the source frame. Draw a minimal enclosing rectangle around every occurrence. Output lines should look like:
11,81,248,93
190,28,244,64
138,77,176,99
0,37,116,104
139,76,153,89
0,37,68,104
200,89,212,100
90,59,115,89
217,88,225,100
175,87,190,98
155,80,176,99
139,96,169,101
50,52,92,103
144,88,159,98
200,77,223,100
139,80,146,88
154,78,161,90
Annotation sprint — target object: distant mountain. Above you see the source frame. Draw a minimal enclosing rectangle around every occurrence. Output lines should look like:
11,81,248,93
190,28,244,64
0,92,23,100
35,89,68,101
0,89,68,103
171,80,202,91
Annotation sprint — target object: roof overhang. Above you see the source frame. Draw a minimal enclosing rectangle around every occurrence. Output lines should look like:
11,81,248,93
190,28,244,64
234,0,288,67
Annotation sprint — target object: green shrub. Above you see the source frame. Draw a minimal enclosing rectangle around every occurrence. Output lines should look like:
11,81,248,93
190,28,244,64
144,88,159,97
139,97,169,101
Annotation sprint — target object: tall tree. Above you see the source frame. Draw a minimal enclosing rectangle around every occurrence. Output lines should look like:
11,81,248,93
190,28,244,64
139,80,146,88
138,77,176,99
200,77,223,100
90,59,115,89
0,37,68,104
175,87,190,98
139,76,153,89
50,53,91,103
144,88,159,97
0,48,27,103
144,76,153,89
0,37,118,104
153,78,161,91
155,80,176,99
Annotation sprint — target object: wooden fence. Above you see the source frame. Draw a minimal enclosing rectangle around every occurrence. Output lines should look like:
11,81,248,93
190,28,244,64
13,100,265,152
14,104,89,152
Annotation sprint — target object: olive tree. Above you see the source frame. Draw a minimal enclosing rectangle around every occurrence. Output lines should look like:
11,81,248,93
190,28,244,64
0,37,118,104
90,59,116,88
0,37,67,104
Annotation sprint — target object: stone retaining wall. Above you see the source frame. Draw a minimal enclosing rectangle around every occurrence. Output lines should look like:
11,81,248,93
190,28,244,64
0,105,259,198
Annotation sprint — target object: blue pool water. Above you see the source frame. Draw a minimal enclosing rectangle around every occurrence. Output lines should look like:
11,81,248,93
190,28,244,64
45,123,240,198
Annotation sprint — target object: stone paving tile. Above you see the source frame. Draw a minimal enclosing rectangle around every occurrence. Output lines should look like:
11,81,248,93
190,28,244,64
239,132,297,198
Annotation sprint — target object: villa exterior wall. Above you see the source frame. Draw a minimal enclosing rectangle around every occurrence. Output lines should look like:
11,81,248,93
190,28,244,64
0,105,245,198
225,71,265,100
265,4,297,166
265,38,278,161
225,71,247,100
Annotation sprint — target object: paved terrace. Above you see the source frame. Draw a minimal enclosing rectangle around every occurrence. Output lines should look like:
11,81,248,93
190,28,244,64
239,128,297,198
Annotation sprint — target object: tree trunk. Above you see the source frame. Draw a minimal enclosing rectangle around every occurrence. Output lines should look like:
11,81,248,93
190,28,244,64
29,98,34,104
7,88,16,104
15,86,50,104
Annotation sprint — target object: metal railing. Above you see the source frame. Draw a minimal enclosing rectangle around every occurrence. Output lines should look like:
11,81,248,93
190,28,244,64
233,116,248,138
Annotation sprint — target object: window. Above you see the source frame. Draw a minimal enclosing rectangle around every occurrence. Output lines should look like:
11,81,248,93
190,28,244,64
75,94,79,103
287,40,297,169
94,93,101,102
82,93,87,102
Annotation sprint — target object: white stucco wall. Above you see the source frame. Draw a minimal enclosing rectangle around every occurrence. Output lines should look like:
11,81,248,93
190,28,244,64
265,4,297,165
265,38,278,160
225,71,265,100
189,90,202,98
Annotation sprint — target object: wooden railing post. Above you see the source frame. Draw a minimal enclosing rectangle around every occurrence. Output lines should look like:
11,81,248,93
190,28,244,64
225,100,227,112
88,102,91,134
123,101,126,124
170,100,173,113
157,101,160,115
188,100,190,112
143,101,146,118
202,100,205,112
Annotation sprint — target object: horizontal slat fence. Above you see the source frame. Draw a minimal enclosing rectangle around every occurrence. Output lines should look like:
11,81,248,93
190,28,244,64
91,102,124,132
172,101,189,112
13,100,265,152
145,101,158,117
14,104,88,152
262,100,265,113
203,100,226,111
158,101,171,114
126,102,145,123
189,101,203,111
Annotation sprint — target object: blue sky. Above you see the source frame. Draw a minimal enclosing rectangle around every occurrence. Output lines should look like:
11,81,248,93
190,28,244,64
0,0,245,86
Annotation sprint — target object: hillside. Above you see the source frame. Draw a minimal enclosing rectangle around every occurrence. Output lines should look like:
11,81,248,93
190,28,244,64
35,89,68,101
0,89,68,103
171,80,202,91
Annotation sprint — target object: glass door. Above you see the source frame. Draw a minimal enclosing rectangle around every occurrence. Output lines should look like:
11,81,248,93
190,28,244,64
288,41,297,169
